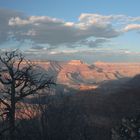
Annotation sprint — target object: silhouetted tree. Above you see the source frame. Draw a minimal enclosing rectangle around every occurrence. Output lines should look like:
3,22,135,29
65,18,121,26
0,50,55,140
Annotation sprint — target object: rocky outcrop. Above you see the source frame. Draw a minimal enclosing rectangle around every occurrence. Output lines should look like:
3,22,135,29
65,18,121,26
27,60,140,90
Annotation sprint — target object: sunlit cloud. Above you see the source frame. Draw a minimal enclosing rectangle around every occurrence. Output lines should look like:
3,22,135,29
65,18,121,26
124,24,140,32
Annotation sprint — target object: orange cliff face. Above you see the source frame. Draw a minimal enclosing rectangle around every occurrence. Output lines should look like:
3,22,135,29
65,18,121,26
57,60,92,84
57,61,140,90
18,60,140,90
79,85,98,91
53,61,140,90
94,62,140,78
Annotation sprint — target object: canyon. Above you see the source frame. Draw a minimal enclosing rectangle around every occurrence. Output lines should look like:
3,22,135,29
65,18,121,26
31,60,140,91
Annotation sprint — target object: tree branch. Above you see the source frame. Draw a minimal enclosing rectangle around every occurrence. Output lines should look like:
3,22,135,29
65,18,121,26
0,98,10,109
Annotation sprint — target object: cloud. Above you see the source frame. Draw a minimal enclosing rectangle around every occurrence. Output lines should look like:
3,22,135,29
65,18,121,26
78,13,140,25
7,11,120,46
26,46,131,56
0,9,140,49
31,45,45,50
0,9,23,43
9,15,118,45
9,16,63,26
78,38,109,48
124,24,140,32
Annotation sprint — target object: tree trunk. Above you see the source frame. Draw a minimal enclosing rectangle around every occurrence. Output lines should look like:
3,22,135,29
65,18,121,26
9,80,16,140
9,104,15,140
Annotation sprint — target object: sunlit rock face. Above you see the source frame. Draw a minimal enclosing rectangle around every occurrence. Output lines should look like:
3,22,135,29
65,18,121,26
19,60,140,90
68,60,84,65
57,61,140,90
94,62,140,78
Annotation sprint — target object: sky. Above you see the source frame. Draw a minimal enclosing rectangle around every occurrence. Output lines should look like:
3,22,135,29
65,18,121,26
0,0,140,63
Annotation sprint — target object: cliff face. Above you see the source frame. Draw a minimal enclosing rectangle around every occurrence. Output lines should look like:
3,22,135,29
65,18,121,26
57,61,140,90
29,60,140,90
95,62,140,77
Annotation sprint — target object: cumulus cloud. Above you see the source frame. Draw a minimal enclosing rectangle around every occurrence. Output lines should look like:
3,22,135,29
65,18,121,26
9,16,63,26
8,15,119,46
78,13,140,26
7,11,121,46
124,24,140,32
0,9,140,49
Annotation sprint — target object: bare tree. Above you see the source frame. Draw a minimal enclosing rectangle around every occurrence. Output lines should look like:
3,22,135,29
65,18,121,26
0,50,55,140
